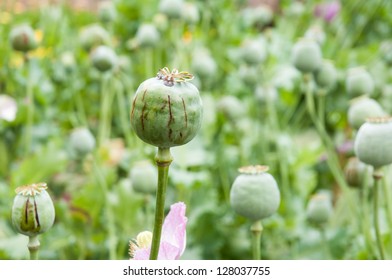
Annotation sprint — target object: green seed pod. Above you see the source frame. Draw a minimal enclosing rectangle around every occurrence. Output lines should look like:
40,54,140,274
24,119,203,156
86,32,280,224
12,183,55,237
9,24,37,53
314,60,337,90
191,48,217,79
291,39,322,73
182,3,199,25
306,191,332,225
344,157,373,188
354,117,392,169
79,24,110,52
347,96,385,130
216,95,246,121
230,165,280,221
239,36,267,65
130,160,157,194
131,67,202,148
241,5,273,28
346,67,374,97
159,0,184,19
69,127,96,156
135,23,160,48
98,1,117,23
304,25,326,45
91,45,117,72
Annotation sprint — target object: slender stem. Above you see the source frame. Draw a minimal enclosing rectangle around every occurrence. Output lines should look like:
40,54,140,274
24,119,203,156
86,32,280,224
150,147,173,260
373,169,386,260
317,90,326,127
28,235,40,260
381,167,392,253
319,227,330,259
25,58,34,155
250,220,263,260
114,78,134,147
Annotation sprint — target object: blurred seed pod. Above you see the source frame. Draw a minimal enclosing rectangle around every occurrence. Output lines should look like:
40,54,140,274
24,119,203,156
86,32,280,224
216,95,246,121
9,24,38,53
314,60,337,90
79,24,111,52
354,117,392,169
241,5,274,29
159,0,184,19
181,2,199,25
230,165,280,221
347,96,385,130
291,39,322,73
98,1,117,23
135,23,160,48
130,160,157,194
255,85,278,104
306,191,333,226
239,36,267,65
12,183,55,237
304,25,326,45
344,157,373,188
91,45,118,72
346,67,375,97
69,127,96,157
191,48,217,80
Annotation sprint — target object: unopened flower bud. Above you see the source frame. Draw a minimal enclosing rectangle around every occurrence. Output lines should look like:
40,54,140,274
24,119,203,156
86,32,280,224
12,183,55,237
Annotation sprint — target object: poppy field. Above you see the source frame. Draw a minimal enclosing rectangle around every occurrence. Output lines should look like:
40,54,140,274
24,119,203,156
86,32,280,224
1,0,392,260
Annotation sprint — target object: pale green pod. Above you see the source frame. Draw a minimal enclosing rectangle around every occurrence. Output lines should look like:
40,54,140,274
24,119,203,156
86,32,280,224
91,45,117,72
314,60,337,90
12,183,55,237
354,117,392,169
347,96,385,130
346,67,374,97
291,39,322,73
344,157,373,188
130,160,157,194
131,68,202,148
159,0,184,19
230,165,280,221
135,24,160,48
240,36,267,65
69,127,96,156
98,1,117,23
9,24,37,53
306,192,332,225
79,24,110,52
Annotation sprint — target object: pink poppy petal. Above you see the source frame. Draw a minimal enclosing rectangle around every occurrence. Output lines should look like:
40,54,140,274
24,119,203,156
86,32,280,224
161,202,187,252
133,247,151,260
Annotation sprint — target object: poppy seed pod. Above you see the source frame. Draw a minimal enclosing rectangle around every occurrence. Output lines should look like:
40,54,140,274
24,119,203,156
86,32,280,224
239,37,267,65
347,96,385,130
130,160,157,194
131,67,202,148
10,24,37,53
291,39,322,73
314,60,337,90
354,117,392,169
135,24,160,48
91,45,117,72
79,24,110,52
12,183,55,237
230,165,280,221
69,127,96,156
344,157,373,188
346,67,374,97
306,192,333,225
159,0,184,19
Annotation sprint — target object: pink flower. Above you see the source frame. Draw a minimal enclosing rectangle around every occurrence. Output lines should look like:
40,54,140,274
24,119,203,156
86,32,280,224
314,1,340,23
130,202,187,260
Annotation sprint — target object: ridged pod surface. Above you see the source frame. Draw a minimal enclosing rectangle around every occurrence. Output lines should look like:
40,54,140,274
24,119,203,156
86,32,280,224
12,183,55,237
131,68,202,148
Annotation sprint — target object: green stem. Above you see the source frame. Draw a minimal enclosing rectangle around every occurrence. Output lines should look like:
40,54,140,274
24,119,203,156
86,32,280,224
303,75,355,212
251,220,263,260
28,235,40,260
320,227,330,259
25,58,34,155
373,169,386,260
114,78,134,147
150,147,173,260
